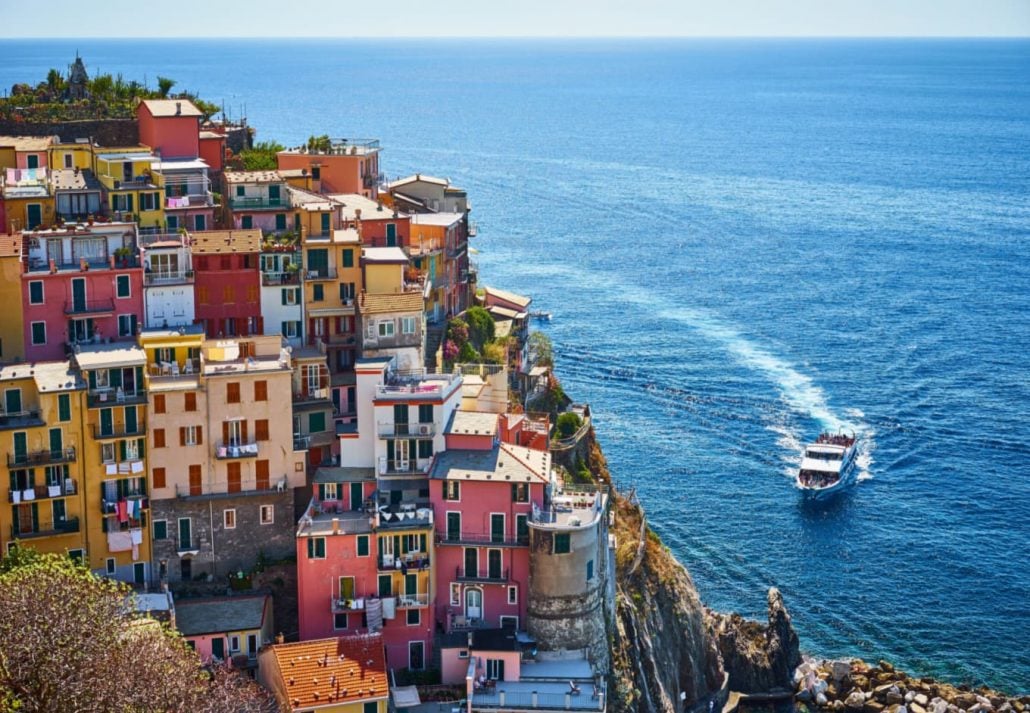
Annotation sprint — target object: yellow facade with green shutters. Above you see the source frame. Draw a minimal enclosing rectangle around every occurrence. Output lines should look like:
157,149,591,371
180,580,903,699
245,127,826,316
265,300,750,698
93,148,166,227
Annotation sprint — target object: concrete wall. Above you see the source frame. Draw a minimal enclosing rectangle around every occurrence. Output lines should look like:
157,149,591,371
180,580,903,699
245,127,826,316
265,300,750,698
143,283,194,328
0,119,138,146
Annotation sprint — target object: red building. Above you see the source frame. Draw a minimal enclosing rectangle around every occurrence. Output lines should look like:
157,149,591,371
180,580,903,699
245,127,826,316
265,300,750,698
429,412,552,634
331,193,410,249
137,100,202,160
190,229,263,337
277,139,382,199
21,223,144,362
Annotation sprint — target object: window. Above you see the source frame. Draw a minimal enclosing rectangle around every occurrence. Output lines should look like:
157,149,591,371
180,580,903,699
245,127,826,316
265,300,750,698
222,285,235,303
319,483,338,501
486,658,504,680
307,537,326,559
255,419,269,441
516,514,529,544
106,558,116,575
153,467,166,489
194,215,206,231
587,559,594,581
339,282,355,302
124,439,140,461
153,394,166,414
308,412,325,433
409,641,425,671
334,613,349,630
342,248,353,268
401,317,417,335
223,509,236,529
444,481,460,501
235,185,245,197
450,583,461,606
58,394,71,422
31,322,46,345
116,275,130,298
320,212,330,234
507,586,518,605
312,284,324,302
364,703,378,713
241,215,253,229
229,635,240,653
260,504,274,525
118,314,137,337
256,460,270,490
180,425,201,446
418,404,433,423
153,428,165,448
356,535,369,557
406,609,420,626
184,392,197,411
281,320,300,338
378,320,394,337
197,286,208,305
28,281,44,305
179,518,193,549
101,442,115,463
500,615,519,630
275,213,286,230
68,549,84,564
254,380,267,401
227,462,242,493
458,649,469,659
512,483,529,503
247,634,257,658
417,440,432,458
153,520,168,540
282,288,299,306
226,382,240,403
554,533,571,554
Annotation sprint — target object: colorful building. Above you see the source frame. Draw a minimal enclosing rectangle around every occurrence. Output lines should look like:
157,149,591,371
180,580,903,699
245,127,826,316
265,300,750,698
257,634,389,713
140,231,195,329
0,136,52,172
259,240,302,347
137,99,202,161
2,165,53,231
0,361,87,560
277,139,382,199
190,229,262,338
50,168,103,222
92,147,165,228
386,174,468,215
225,170,294,234
0,235,25,363
359,247,425,372
291,347,336,470
72,342,152,585
175,594,274,668
21,222,144,362
330,193,409,249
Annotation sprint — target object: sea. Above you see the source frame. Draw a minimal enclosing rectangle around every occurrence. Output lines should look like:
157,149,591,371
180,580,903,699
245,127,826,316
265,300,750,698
1,38,1028,692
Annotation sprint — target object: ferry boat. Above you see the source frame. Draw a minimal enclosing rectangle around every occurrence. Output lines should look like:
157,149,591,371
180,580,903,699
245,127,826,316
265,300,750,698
795,431,858,499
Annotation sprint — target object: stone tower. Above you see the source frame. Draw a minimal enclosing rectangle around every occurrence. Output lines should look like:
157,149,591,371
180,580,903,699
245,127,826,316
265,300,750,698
67,55,88,100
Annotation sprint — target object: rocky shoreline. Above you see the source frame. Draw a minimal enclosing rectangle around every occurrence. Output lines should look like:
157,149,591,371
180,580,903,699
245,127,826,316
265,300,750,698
795,658,1029,713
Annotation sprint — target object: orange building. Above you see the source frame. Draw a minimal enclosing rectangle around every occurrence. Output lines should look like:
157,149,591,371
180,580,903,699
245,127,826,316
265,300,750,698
277,139,382,199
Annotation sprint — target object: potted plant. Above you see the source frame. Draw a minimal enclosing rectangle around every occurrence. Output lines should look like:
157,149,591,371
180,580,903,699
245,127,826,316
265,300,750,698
113,247,132,268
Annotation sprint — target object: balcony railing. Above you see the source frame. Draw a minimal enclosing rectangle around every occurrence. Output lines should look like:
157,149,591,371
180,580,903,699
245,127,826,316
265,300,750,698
65,299,115,316
377,553,430,572
304,268,338,281
229,195,285,210
174,475,288,500
293,387,331,403
261,271,300,286
375,503,434,529
293,435,310,451
215,441,259,459
8,479,78,503
331,596,368,613
10,517,80,540
395,592,430,608
92,422,147,439
87,388,147,408
101,494,148,515
7,447,77,468
455,567,509,584
377,422,435,439
0,409,45,430
144,270,194,285
438,531,528,548
165,193,214,209
377,458,431,476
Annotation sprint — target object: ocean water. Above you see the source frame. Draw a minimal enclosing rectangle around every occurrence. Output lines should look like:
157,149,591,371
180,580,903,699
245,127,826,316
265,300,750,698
2,38,1028,691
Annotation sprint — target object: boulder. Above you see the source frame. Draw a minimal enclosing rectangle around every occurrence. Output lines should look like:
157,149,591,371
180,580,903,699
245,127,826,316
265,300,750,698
845,692,867,711
798,688,814,703
879,661,895,673
830,661,853,684
915,695,929,707
887,693,905,706
955,694,979,709
911,704,927,713
818,693,829,706
864,702,886,713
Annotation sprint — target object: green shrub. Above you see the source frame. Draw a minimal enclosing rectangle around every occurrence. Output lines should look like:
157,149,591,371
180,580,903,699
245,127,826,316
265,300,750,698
556,412,582,438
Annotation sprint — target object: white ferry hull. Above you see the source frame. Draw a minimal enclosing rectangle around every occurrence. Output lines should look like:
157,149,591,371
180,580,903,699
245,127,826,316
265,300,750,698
796,442,858,500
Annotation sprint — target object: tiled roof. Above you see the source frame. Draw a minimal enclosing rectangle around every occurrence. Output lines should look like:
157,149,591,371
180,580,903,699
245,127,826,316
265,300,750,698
431,443,551,484
446,410,499,437
267,635,388,710
0,136,53,151
484,286,531,309
139,99,202,118
0,235,24,258
224,170,283,184
358,291,424,315
175,595,268,636
388,173,449,188
190,229,262,254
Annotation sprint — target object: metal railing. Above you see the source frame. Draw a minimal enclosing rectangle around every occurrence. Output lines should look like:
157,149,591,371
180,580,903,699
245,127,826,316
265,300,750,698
471,689,604,711
0,409,43,429
215,441,260,459
438,531,528,548
10,517,80,540
304,267,338,281
395,592,430,608
7,447,77,468
174,475,287,499
455,566,509,583
261,271,300,286
8,478,78,502
87,389,147,409
229,195,285,210
65,298,115,315
377,554,430,572
376,422,435,438
293,387,331,403
144,270,193,285
92,422,146,439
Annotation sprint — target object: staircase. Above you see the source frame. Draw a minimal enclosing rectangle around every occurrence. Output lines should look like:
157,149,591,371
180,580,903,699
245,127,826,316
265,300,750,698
425,324,445,369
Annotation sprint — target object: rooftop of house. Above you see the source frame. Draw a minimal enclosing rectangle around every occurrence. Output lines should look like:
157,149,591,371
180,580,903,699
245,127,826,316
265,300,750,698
461,375,485,399
50,168,102,192
313,466,376,484
152,158,209,173
446,410,499,438
303,228,359,245
94,150,157,164
487,305,528,321
483,286,532,309
224,170,284,185
264,634,388,710
134,590,175,617
358,291,424,316
297,501,373,537
139,323,206,341
288,186,338,211
73,343,147,371
190,229,262,255
0,360,85,393
326,193,400,222
409,212,465,228
279,138,380,157
199,130,224,140
388,173,450,189
431,443,551,484
0,135,54,152
139,99,203,118
439,627,524,652
175,595,269,637
361,246,408,264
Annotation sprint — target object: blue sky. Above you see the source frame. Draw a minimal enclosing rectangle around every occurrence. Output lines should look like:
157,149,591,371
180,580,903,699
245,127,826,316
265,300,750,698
2,0,1028,38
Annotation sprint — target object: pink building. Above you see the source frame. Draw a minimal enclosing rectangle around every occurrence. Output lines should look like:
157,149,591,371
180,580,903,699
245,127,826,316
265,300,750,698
430,411,552,635
295,467,379,642
21,223,144,361
175,594,274,669
137,100,201,160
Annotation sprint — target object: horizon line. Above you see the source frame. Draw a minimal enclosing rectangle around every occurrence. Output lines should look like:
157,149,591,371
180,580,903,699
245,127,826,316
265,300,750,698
2,34,1029,40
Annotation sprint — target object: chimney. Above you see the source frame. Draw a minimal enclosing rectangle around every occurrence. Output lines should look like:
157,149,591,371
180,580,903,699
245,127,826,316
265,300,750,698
354,209,361,221
175,102,181,115
331,517,339,534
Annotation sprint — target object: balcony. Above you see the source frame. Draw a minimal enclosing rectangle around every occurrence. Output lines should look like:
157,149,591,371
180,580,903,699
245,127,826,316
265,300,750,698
174,475,288,501
165,193,214,210
10,516,80,540
293,435,310,451
395,592,430,608
293,386,331,404
438,531,528,548
374,371,461,400
215,441,260,459
92,422,147,440
304,268,338,281
377,458,431,476
261,271,300,286
375,503,433,530
455,566,510,584
101,494,148,515
144,270,194,286
331,596,367,613
229,195,286,210
8,479,78,503
87,389,148,409
0,409,45,431
7,447,77,468
377,553,430,573
323,331,357,346
377,422,435,439
65,298,115,316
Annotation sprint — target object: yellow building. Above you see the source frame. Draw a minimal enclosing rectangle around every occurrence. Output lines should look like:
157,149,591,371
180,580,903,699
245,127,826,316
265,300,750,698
92,147,165,229
49,140,93,172
301,225,361,374
0,236,25,363
72,342,152,584
0,361,87,561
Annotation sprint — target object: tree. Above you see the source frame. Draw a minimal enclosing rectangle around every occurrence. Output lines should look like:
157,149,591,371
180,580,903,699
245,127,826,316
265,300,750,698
0,547,279,713
527,331,554,367
44,68,63,97
457,341,480,363
482,341,507,365
306,134,331,152
156,76,176,98
556,411,583,438
446,318,469,347
240,141,286,171
465,306,495,351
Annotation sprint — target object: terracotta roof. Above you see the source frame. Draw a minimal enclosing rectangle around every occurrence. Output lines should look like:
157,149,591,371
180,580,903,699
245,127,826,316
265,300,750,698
0,136,53,151
225,170,283,184
358,291,424,315
139,99,202,118
0,235,24,258
190,229,262,254
266,635,388,710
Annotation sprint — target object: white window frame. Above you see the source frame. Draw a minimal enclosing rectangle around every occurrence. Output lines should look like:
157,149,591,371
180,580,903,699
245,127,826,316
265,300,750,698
153,519,168,540
124,439,140,461
444,481,460,501
229,634,240,653
223,509,236,529
408,641,425,671
507,586,518,605
283,320,299,338
118,314,135,336
406,608,421,626
260,504,274,525
101,443,116,464
450,582,461,606
322,483,338,500
30,321,46,345
184,425,199,446
378,320,395,338
499,615,519,630
28,280,44,305
401,316,416,335
106,558,116,575
283,288,297,305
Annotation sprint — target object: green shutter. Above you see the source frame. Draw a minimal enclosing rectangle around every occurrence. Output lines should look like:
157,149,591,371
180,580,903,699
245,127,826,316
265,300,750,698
119,440,127,461
309,412,325,433
137,438,145,458
342,249,353,268
275,214,286,230
318,484,327,500
420,533,427,552
357,535,369,557
110,369,122,388
317,538,326,558
307,538,314,559
58,394,71,422
153,520,167,540
89,371,97,390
